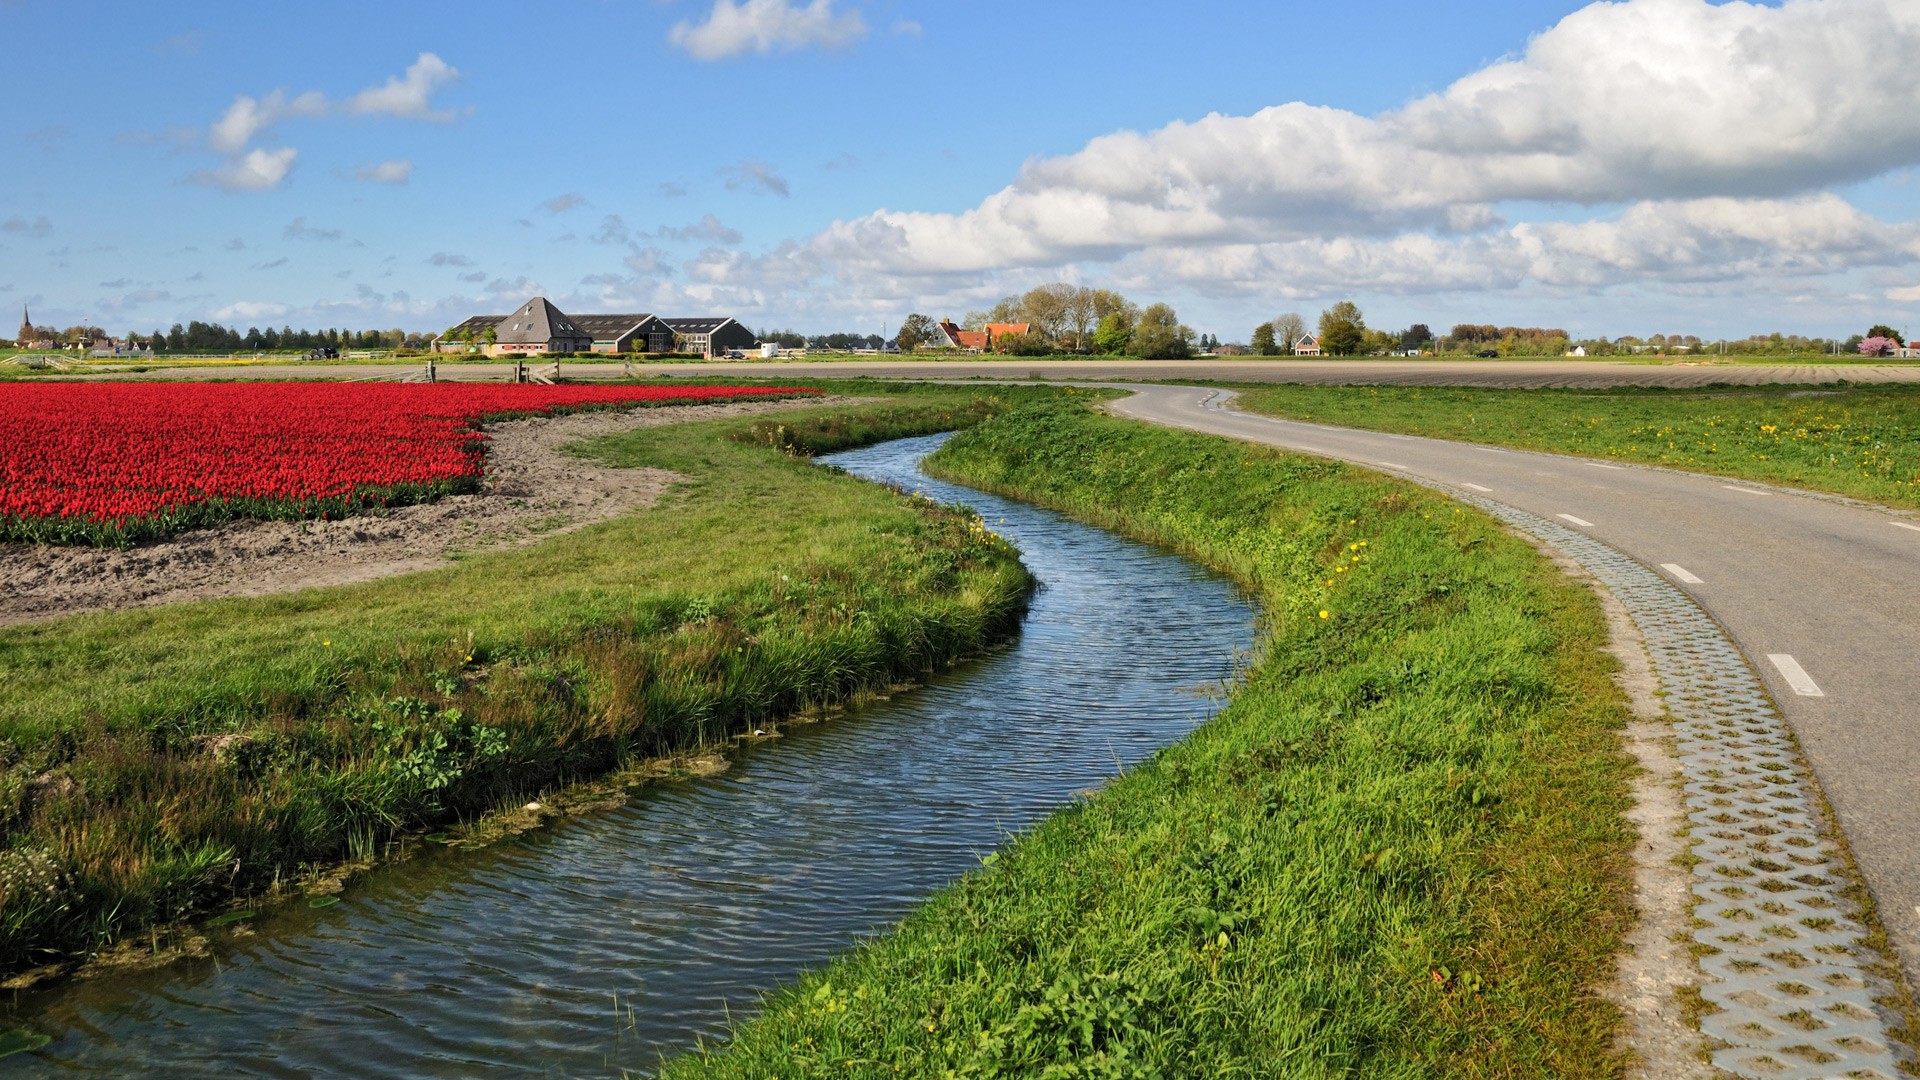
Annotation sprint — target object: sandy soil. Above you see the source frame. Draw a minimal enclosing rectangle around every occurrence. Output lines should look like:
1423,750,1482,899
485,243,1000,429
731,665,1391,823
0,396,842,627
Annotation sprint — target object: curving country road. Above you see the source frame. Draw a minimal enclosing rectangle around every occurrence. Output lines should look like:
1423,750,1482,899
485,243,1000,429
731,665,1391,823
1108,383,1920,985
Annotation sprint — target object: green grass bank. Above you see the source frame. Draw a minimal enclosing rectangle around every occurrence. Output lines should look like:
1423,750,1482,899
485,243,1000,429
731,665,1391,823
663,400,1639,1078
1235,382,1920,510
0,386,1052,974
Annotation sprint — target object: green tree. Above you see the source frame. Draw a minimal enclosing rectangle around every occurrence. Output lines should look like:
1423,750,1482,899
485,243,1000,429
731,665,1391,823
1093,311,1135,355
1251,324,1277,355
1868,324,1905,345
1318,301,1366,356
1130,303,1194,359
896,313,938,352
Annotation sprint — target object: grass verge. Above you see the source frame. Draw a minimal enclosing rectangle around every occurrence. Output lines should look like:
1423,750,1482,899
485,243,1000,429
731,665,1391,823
1234,382,1920,510
663,398,1639,1078
0,385,1056,975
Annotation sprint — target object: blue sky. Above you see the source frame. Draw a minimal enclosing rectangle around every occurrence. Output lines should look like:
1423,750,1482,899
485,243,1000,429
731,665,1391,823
6,0,1920,342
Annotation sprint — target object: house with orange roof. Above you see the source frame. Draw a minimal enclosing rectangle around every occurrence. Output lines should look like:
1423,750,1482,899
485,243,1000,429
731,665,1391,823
937,319,1034,351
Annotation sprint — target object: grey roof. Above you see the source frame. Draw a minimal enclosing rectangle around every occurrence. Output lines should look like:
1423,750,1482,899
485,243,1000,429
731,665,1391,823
446,315,504,337
495,298,588,345
659,317,735,335
572,314,660,340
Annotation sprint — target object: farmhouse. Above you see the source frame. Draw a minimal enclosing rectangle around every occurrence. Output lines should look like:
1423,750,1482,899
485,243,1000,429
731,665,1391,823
935,320,1033,351
492,298,593,356
1293,334,1322,356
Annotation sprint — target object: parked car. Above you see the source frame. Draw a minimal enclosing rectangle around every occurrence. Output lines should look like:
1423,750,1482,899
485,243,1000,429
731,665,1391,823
724,350,746,359
1475,349,1499,358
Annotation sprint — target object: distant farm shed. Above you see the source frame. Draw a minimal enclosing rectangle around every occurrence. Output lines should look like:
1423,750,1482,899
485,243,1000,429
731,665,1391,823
661,317,756,358
573,314,674,355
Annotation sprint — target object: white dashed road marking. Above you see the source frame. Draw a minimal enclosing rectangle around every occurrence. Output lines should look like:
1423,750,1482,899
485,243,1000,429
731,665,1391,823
1557,513,1596,527
1894,522,1920,533
1463,483,1493,492
1661,563,1704,584
1723,485,1768,496
1767,654,1826,698
1377,462,1409,470
1475,446,1507,454
1588,462,1625,470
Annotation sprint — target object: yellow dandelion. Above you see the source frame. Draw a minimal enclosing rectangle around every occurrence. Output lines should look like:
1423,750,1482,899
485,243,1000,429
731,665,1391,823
1319,610,1330,619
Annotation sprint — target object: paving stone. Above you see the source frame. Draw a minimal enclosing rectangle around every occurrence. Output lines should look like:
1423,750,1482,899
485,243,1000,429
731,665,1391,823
1444,490,1910,1079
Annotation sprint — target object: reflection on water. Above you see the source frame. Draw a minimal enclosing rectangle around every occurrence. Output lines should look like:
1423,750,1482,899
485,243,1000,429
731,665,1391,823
3,433,1256,1077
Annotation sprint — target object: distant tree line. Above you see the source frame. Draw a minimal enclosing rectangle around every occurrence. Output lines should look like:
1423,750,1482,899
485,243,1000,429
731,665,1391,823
130,322,434,354
1234,306,1883,358
756,329,886,351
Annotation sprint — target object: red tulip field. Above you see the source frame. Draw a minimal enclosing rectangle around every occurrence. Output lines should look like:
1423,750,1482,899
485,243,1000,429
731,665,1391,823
0,382,815,546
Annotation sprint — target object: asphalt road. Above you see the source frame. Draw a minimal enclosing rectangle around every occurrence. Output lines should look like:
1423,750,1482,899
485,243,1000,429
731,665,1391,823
56,357,1920,388
1109,383,1920,984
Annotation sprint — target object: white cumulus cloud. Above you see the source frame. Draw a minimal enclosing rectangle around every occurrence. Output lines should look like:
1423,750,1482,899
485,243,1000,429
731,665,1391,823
670,0,867,61
343,53,460,120
191,55,457,193
1109,195,1920,302
208,90,325,155
193,148,299,192
354,159,415,184
805,0,1920,278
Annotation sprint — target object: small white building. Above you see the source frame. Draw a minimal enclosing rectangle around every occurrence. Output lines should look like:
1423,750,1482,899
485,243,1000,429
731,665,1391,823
1293,334,1322,357
1566,345,1588,357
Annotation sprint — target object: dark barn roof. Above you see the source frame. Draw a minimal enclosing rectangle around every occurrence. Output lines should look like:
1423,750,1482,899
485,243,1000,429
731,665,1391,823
446,315,504,337
496,298,587,345
659,317,735,334
572,314,659,340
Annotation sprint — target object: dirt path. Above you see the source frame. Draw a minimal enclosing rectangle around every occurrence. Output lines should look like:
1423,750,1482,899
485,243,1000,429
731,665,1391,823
0,397,843,626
